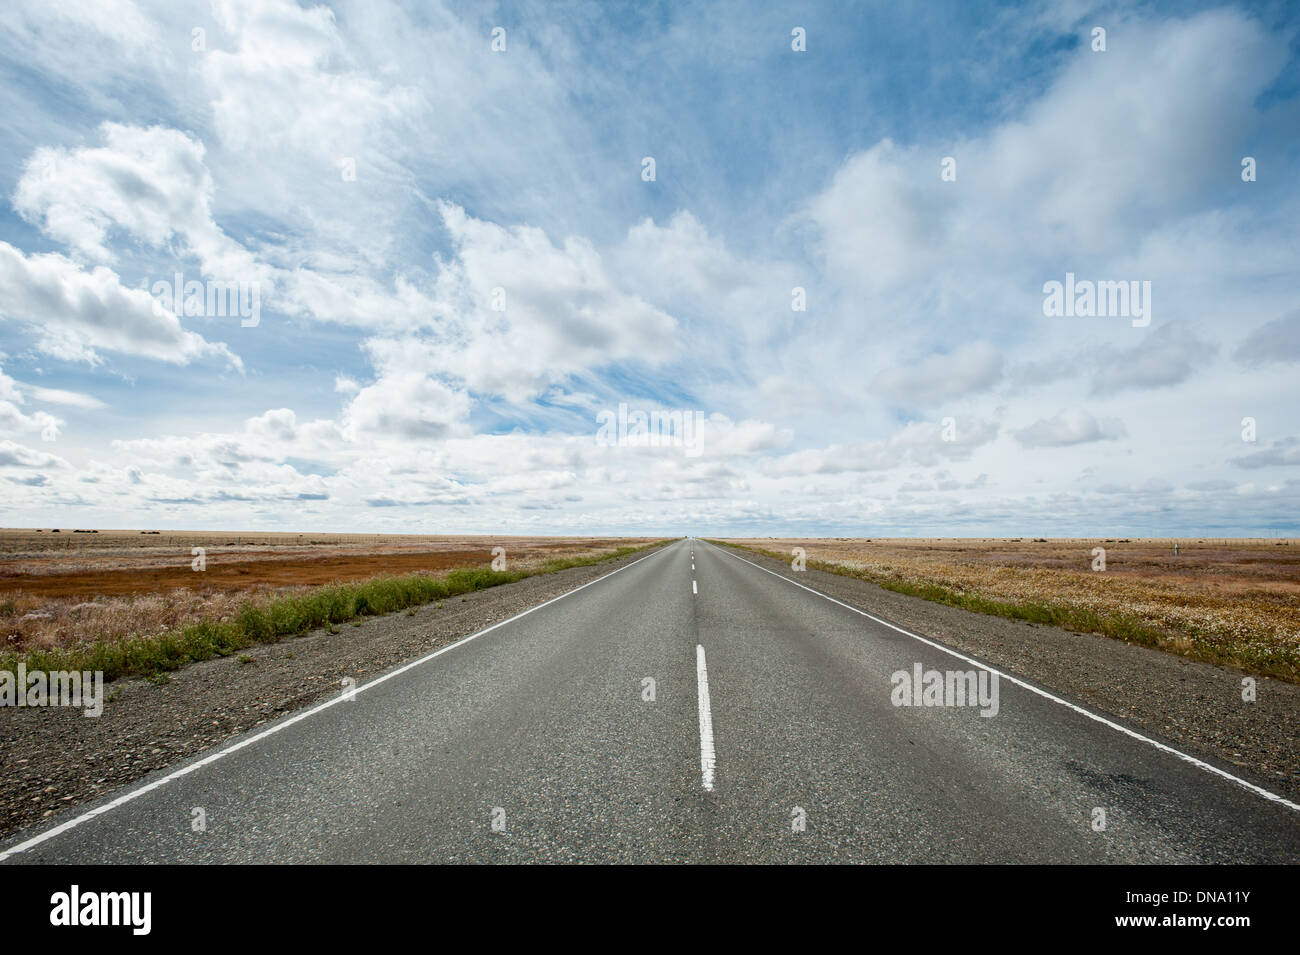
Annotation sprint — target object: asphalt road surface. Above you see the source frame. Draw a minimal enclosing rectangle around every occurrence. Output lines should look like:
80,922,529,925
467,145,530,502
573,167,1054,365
3,538,1297,864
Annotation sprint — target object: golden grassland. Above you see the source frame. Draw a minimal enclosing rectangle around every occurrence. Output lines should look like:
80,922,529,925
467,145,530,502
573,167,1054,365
0,528,630,575
717,537,1300,681
0,531,656,658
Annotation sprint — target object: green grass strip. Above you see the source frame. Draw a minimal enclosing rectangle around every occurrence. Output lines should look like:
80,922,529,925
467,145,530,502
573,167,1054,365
705,540,1298,682
1,541,671,683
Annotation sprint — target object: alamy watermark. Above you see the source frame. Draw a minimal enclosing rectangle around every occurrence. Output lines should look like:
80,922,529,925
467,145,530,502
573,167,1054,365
1042,272,1150,327
890,663,999,717
50,886,150,935
596,402,705,457
1,664,104,716
149,272,261,327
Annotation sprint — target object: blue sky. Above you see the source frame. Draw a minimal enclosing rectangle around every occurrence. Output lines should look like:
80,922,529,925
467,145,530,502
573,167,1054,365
1,0,1298,536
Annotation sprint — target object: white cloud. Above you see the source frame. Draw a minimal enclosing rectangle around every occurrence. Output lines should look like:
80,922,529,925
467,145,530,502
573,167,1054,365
1233,438,1300,469
341,340,471,442
13,123,262,283
1015,408,1127,447
0,439,68,469
1234,310,1300,366
803,9,1290,344
1,4,1297,535
807,139,953,296
0,364,67,442
0,401,61,442
21,385,105,410
1089,324,1216,394
201,0,420,160
426,202,679,402
871,341,1004,406
0,241,241,368
765,418,998,476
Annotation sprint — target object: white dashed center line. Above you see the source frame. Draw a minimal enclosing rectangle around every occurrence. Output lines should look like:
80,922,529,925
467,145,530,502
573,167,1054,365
695,644,716,792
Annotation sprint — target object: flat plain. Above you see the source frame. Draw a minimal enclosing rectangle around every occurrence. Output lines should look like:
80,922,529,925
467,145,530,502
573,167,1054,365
719,537,1300,681
0,529,655,655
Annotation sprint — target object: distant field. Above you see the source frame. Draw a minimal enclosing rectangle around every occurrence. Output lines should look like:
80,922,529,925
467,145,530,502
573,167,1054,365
0,530,658,656
0,529,634,584
717,537,1300,681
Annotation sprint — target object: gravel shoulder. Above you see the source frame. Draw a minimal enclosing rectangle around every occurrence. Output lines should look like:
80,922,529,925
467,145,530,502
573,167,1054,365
0,548,662,840
720,543,1300,803
4,538,1295,844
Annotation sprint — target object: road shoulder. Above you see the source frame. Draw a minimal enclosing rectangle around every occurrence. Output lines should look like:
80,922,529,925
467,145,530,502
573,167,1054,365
712,543,1300,804
0,547,666,840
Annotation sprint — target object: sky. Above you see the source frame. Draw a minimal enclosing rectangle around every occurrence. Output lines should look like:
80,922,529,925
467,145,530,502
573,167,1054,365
0,0,1298,537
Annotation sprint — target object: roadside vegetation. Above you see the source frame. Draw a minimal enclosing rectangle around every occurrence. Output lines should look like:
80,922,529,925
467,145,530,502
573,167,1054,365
1,542,668,683
708,539,1300,682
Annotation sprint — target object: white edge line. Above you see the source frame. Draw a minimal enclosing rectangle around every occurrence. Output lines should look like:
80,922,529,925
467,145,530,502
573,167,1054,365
706,541,1300,814
0,541,677,862
696,644,716,792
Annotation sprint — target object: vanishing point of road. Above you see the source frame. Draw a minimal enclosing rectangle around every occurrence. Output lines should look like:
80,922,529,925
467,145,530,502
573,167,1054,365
3,538,1297,863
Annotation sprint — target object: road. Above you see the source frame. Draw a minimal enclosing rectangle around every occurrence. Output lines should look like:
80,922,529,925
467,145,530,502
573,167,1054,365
3,538,1297,863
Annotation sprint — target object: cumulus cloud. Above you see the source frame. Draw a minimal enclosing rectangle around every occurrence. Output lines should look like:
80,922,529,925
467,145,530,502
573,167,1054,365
618,212,757,305
764,418,998,476
613,212,802,352
200,0,420,159
114,409,343,470
426,202,679,402
341,340,472,442
0,439,68,469
1,4,1296,535
871,342,1003,406
1089,324,1216,394
1234,310,1300,366
0,242,241,367
245,408,299,443
1232,437,1300,469
803,9,1290,343
14,123,265,283
10,121,446,340
807,139,954,295
659,413,791,459
1015,408,1126,447
0,398,62,442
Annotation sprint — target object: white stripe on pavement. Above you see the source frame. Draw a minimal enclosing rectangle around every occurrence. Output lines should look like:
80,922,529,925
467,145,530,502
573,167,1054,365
696,644,716,792
0,542,677,863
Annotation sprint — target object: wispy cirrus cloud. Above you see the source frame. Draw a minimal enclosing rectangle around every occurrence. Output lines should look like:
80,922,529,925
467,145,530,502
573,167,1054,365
0,1,1296,535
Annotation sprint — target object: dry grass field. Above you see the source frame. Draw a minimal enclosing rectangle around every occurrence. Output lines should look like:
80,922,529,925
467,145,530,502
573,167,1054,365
719,537,1300,681
0,529,656,657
